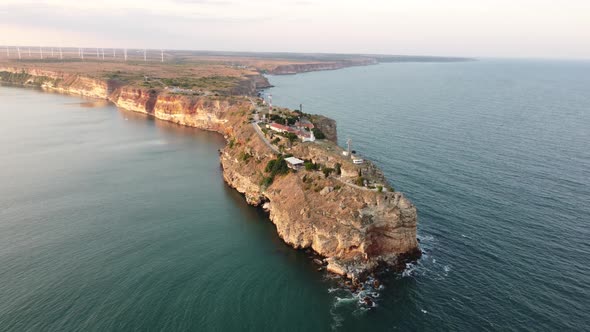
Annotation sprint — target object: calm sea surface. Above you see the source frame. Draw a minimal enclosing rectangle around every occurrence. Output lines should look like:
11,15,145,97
1,59,589,331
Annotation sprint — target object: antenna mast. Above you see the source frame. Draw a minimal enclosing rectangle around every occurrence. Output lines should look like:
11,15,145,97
346,138,352,156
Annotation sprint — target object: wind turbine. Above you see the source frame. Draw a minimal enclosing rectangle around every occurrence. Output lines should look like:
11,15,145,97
101,48,105,60
17,47,21,60
161,49,164,63
5,45,8,57
59,47,63,60
96,48,99,59
28,47,31,57
143,49,146,62
113,48,116,58
39,46,43,59
51,47,54,57
124,48,127,61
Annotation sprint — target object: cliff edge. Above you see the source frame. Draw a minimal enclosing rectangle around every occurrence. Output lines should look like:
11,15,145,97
0,66,420,281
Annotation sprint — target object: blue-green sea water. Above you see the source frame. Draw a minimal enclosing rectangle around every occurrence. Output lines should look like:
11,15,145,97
1,59,589,331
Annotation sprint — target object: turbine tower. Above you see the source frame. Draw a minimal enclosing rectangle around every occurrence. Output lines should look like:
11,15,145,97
113,48,116,58
39,46,43,59
59,47,63,60
51,47,54,57
161,49,163,63
96,48,99,59
81,48,84,60
143,49,146,62
28,48,31,57
17,47,21,60
124,48,127,61
101,48,105,60
5,46,8,57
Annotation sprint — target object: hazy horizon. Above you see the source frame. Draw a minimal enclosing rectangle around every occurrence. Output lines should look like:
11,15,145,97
1,0,590,60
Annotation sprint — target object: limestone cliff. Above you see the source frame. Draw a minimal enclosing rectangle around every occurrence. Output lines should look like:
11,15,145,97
0,66,420,281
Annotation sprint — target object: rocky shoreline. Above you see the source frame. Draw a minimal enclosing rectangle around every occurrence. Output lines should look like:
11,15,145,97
0,65,420,283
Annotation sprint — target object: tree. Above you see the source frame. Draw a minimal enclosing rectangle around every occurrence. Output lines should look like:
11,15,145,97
312,128,326,139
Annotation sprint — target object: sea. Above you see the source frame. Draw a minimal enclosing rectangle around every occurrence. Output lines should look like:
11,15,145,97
1,59,589,331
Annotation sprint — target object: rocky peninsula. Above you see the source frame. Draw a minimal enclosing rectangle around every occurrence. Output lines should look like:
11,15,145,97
0,54,422,281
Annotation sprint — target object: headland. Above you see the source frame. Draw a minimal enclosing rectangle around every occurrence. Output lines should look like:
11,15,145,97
0,51,466,282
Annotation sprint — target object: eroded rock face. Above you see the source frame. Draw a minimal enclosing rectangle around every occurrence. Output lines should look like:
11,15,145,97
2,67,420,280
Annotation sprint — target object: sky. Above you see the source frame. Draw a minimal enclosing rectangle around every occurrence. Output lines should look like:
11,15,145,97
1,0,589,59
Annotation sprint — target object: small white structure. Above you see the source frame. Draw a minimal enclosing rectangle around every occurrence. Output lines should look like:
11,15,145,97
353,158,364,165
285,157,305,170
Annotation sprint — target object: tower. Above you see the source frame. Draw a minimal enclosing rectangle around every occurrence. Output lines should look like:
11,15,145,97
124,48,127,61
39,46,42,59
59,47,63,60
161,49,164,63
143,49,146,62
17,47,21,60
346,138,352,156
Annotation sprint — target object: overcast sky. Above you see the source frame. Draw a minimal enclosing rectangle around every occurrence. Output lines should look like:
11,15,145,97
1,0,589,59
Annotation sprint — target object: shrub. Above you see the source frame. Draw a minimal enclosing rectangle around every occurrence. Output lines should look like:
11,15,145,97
239,151,252,162
377,185,383,192
304,161,320,171
312,128,326,139
260,176,273,187
334,163,342,176
355,176,365,187
285,132,298,142
322,167,335,178
265,156,289,178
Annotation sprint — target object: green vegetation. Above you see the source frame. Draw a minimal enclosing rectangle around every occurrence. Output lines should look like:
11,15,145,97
377,185,383,192
322,167,335,178
260,176,274,187
284,132,298,142
239,151,252,162
312,128,326,139
0,71,50,86
304,160,320,171
355,176,365,187
160,75,241,92
334,163,342,176
228,138,236,149
261,156,290,187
